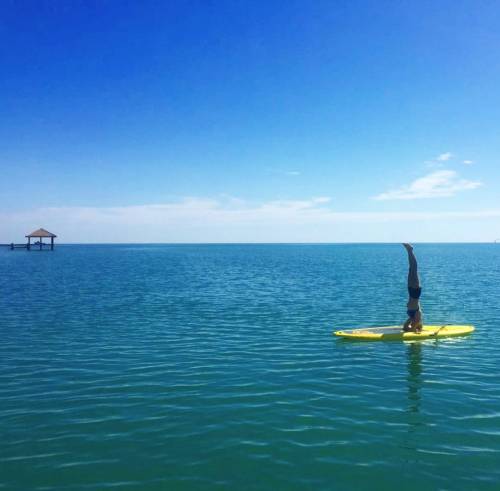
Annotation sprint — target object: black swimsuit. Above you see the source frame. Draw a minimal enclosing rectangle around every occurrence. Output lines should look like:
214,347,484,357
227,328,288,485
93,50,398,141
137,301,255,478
407,287,422,318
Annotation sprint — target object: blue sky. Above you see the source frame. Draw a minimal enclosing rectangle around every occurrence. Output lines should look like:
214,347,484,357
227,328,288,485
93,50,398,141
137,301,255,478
1,0,499,242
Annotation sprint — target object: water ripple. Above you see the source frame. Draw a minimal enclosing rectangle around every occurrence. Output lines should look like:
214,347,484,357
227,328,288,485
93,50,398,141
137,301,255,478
1,244,500,490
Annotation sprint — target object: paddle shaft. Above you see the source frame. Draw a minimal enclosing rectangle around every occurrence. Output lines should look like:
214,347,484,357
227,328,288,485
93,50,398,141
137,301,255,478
430,325,447,337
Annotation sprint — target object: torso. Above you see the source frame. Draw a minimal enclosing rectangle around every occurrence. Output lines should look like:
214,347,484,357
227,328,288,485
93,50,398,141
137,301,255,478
407,298,420,311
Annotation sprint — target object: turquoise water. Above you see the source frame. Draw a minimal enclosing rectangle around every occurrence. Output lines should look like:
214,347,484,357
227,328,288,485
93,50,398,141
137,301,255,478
1,244,499,490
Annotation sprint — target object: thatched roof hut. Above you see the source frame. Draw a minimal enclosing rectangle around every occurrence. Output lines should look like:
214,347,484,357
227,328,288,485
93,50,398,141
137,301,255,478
26,228,57,238
25,228,57,250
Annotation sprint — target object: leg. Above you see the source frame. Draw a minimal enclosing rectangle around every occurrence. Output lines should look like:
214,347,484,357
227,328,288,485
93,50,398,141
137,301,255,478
403,243,420,289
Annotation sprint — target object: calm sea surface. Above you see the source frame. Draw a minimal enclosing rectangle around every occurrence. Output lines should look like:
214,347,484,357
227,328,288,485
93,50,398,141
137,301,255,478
1,244,499,490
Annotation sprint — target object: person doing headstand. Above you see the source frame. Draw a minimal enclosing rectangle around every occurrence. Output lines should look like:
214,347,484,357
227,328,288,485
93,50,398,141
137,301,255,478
403,243,423,333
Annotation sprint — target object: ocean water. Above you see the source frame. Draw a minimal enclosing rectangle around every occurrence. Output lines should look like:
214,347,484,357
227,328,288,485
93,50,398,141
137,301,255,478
1,243,499,491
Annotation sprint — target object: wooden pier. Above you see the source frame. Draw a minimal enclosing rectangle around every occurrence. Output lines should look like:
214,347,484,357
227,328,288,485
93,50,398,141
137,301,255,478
10,243,31,250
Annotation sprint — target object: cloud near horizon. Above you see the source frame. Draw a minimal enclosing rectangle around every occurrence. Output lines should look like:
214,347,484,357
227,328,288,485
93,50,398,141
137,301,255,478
1,196,499,243
373,170,482,201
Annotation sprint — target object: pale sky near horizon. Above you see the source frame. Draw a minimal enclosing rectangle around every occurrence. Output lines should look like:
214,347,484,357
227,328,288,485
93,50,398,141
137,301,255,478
1,1,499,243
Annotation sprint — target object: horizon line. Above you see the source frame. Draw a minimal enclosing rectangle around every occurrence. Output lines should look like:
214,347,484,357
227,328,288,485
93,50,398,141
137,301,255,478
15,241,500,245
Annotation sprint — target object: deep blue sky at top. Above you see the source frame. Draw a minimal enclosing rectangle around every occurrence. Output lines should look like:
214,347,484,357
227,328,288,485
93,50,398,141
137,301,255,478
1,0,499,213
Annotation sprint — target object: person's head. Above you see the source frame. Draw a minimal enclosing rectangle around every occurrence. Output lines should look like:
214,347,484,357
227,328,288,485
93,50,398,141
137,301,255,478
405,310,422,330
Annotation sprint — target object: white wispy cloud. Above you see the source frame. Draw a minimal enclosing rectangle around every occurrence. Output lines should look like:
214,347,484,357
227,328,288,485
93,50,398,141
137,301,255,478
436,152,453,161
285,171,301,176
425,151,454,168
373,170,482,201
463,160,474,165
312,197,331,204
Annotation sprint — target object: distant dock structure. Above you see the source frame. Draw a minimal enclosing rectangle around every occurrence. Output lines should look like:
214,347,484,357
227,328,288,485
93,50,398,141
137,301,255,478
3,228,57,251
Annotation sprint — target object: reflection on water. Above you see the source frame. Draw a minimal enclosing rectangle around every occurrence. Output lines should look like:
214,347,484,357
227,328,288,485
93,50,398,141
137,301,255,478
402,341,425,461
406,342,423,415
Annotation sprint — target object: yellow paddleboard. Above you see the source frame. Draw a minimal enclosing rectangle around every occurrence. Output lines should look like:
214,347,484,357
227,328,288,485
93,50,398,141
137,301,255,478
334,325,474,341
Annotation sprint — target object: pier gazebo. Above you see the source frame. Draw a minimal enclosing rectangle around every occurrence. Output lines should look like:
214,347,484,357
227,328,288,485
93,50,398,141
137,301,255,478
26,228,57,250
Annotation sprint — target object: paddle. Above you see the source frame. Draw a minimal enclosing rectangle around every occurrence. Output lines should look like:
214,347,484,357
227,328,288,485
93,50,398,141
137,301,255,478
429,325,448,337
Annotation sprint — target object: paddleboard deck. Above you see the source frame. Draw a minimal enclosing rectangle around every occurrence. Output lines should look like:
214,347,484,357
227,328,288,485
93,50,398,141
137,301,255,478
334,325,474,341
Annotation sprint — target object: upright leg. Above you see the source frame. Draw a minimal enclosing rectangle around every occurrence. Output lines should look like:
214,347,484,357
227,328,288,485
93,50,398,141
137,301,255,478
403,243,420,289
